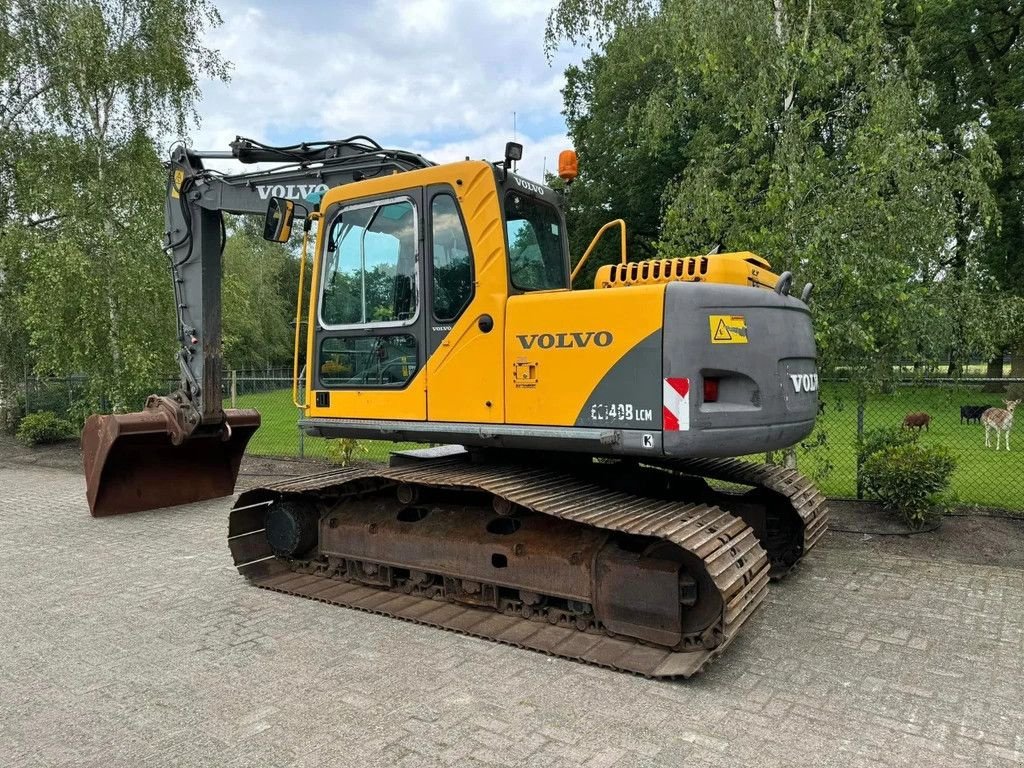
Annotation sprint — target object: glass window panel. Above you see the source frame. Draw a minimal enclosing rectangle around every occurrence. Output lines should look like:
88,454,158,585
321,199,418,326
504,192,567,291
431,194,473,321
319,335,417,387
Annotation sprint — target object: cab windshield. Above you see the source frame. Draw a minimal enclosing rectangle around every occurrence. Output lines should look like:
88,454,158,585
504,192,568,291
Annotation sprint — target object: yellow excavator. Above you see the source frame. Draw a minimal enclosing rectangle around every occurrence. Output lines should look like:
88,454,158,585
82,136,827,677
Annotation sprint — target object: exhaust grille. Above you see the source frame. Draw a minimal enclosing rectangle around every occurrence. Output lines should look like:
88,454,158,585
594,251,776,291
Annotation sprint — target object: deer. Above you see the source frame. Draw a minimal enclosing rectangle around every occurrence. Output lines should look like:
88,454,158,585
982,400,1019,451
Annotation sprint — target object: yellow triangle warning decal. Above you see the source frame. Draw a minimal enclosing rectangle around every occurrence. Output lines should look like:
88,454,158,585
709,314,748,344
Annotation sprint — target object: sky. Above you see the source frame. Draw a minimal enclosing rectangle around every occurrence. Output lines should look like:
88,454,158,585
188,0,585,182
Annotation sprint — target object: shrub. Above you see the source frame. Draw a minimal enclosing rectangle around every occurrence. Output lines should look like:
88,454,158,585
856,425,918,468
326,437,366,466
65,399,104,431
16,411,76,445
861,442,956,528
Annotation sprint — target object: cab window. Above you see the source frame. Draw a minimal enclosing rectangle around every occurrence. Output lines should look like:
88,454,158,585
320,197,418,326
431,194,473,320
504,192,568,291
319,335,417,387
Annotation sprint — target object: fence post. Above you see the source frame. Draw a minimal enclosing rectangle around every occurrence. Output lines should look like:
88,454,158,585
23,365,30,415
230,369,237,409
855,399,865,500
298,425,305,459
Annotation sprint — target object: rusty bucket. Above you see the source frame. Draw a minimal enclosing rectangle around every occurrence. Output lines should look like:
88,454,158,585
82,397,260,517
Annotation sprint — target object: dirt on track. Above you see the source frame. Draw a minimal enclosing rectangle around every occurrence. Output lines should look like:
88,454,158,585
2,432,1022,571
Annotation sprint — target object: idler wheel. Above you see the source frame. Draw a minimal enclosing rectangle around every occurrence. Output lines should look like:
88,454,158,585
265,500,319,558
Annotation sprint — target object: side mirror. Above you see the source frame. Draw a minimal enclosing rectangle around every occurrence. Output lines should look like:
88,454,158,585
263,197,295,242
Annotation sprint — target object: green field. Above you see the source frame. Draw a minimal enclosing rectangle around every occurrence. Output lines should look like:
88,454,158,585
234,389,419,462
237,385,1023,511
798,383,1022,510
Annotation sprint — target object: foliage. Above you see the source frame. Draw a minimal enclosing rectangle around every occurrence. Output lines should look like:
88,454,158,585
0,1,227,409
861,441,957,528
222,216,297,369
559,19,685,285
17,132,177,407
797,427,833,483
16,411,75,445
905,2,1024,305
326,438,367,467
856,425,920,469
547,0,1012,388
65,398,104,430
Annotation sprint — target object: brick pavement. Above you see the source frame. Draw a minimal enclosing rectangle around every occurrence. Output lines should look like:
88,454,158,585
1,462,1022,767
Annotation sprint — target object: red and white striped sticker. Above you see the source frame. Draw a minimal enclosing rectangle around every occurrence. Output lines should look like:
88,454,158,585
663,377,690,431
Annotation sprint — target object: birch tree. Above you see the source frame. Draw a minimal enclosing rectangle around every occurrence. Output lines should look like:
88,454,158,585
1,0,226,412
548,0,1001,389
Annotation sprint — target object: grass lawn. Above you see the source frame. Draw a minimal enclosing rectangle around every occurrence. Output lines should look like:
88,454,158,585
237,385,1023,511
799,382,1023,510
234,388,421,463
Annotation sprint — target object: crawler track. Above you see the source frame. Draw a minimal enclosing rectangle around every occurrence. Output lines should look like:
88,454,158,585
645,457,829,577
229,458,770,678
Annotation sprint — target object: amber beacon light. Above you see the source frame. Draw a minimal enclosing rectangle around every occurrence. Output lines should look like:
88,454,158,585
558,149,578,183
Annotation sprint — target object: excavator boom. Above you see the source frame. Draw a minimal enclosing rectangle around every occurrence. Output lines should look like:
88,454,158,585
82,137,433,516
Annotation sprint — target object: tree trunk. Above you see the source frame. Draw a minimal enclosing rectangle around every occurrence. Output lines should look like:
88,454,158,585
1011,345,1024,387
982,349,1007,392
946,352,961,377
946,191,969,378
0,375,12,433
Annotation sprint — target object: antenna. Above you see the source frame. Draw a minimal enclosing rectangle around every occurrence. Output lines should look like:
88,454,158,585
513,111,517,171
542,155,547,178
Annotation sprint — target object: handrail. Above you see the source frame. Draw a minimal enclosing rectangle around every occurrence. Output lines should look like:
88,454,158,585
292,218,317,409
570,218,627,284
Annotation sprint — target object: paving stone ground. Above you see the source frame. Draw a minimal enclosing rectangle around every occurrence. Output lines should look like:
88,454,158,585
1,461,1023,768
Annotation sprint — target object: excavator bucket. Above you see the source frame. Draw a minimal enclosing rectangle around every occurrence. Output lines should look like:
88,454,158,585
82,397,260,517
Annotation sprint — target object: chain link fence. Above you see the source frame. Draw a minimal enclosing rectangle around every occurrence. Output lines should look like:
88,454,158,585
14,368,399,464
10,371,1024,511
795,378,1023,511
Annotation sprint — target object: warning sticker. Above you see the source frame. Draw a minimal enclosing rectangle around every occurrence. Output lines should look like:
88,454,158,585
709,314,748,344
171,169,185,199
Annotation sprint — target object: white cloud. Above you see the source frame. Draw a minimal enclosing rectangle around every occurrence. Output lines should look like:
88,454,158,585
420,129,570,182
186,0,583,183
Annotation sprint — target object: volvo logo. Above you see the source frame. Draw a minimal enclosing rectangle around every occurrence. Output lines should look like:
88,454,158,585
517,331,613,350
512,176,546,196
256,183,330,201
789,373,819,393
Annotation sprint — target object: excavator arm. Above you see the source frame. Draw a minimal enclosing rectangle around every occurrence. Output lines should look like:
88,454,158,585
83,137,433,516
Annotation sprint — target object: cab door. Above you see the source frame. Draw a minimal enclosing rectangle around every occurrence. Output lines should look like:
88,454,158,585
424,174,506,423
307,188,427,421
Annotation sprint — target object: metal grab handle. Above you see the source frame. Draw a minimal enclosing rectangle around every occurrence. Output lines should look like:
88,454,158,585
571,219,627,284
774,271,793,296
292,225,313,409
